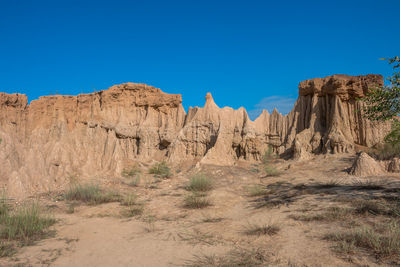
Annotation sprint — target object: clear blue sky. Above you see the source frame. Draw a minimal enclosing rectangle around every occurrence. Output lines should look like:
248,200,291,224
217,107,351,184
1,0,399,119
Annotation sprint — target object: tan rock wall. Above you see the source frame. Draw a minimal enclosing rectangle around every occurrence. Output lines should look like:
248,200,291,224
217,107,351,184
0,75,391,197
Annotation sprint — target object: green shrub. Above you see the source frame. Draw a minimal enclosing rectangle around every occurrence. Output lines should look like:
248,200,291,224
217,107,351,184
261,146,276,165
64,184,120,205
149,162,172,178
0,202,55,242
186,173,213,192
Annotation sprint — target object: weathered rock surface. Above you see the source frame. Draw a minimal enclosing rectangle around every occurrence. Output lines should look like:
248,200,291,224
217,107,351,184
0,75,391,197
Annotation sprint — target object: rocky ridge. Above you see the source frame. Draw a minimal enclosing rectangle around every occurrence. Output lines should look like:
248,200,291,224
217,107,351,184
0,75,391,196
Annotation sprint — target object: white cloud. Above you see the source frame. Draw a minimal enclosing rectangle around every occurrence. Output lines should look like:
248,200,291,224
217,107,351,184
248,96,296,120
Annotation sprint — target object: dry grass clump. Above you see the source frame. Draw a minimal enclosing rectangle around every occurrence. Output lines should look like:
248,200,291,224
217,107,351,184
120,193,137,207
64,183,120,205
121,165,141,178
149,161,172,178
183,193,211,209
121,205,144,218
186,173,213,192
185,248,269,267
0,202,55,245
243,222,280,236
247,185,267,197
325,221,400,260
290,206,353,222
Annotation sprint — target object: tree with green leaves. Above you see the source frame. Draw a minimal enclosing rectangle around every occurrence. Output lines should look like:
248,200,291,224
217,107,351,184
362,56,400,145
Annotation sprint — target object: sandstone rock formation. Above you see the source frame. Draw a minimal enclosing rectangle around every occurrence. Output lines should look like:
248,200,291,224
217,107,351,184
0,74,391,197
349,152,385,176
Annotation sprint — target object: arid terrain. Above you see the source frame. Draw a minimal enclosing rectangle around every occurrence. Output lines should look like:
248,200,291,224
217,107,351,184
1,153,400,267
1,74,399,266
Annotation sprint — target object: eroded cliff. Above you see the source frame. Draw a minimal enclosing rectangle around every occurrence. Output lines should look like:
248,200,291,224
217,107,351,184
0,75,391,197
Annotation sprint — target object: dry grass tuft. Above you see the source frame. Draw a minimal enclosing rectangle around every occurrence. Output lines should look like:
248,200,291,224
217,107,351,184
184,247,270,266
149,161,172,178
243,222,280,236
64,184,120,205
183,193,211,209
186,173,213,192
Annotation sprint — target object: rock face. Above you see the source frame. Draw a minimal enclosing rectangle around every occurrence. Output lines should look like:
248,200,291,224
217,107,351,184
0,75,391,197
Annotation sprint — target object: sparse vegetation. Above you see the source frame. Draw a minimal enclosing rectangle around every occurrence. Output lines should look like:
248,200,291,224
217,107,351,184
185,248,270,267
290,206,353,222
0,241,16,257
325,221,400,260
183,193,211,209
126,176,140,187
64,183,120,205
121,165,141,178
0,202,55,243
149,161,172,178
120,193,137,207
246,185,267,197
260,146,281,177
243,222,280,236
121,205,144,218
186,173,213,192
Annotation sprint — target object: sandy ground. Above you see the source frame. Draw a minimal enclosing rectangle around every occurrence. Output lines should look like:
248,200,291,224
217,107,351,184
1,154,399,267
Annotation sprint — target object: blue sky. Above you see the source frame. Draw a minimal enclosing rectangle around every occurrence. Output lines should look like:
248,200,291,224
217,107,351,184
1,0,399,119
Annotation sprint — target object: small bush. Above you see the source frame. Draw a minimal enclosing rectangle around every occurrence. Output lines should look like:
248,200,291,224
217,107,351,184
183,193,211,209
247,185,267,197
64,184,120,205
149,162,172,178
186,173,213,192
121,205,144,218
0,202,55,242
122,165,141,178
243,222,280,236
290,206,353,222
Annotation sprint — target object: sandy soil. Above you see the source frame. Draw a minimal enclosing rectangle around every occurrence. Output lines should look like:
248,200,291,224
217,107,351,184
1,154,399,267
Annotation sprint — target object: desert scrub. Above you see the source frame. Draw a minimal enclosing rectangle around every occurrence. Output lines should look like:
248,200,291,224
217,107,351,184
369,142,400,160
149,161,172,178
64,183,120,205
0,202,55,243
121,165,141,178
186,173,213,192
325,221,400,260
185,247,269,267
0,241,16,257
247,185,267,197
243,222,280,236
183,193,211,209
121,205,144,218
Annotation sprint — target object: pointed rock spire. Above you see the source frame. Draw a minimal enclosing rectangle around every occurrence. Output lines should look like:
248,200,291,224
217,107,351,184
204,92,218,109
